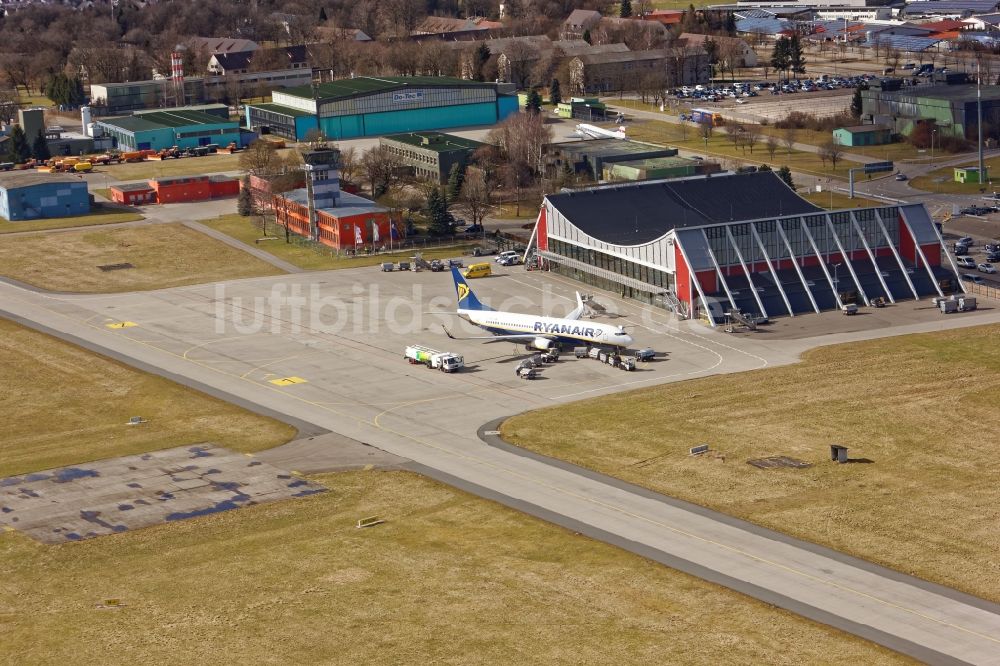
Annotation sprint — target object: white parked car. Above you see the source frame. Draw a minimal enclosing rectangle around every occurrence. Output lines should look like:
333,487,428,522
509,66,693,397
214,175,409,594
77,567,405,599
956,256,977,268
978,262,996,273
496,251,519,263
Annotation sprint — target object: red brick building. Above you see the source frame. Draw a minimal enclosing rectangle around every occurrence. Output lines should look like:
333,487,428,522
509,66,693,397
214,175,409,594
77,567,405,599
272,187,403,251
109,175,240,205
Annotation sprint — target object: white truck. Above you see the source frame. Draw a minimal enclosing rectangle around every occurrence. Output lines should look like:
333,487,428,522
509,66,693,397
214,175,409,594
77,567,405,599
404,345,465,372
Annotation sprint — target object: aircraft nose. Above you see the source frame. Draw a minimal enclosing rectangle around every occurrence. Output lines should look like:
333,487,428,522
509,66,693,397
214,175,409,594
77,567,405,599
622,334,634,346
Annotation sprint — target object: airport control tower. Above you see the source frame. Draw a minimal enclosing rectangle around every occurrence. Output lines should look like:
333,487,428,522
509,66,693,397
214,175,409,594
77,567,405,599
302,147,341,241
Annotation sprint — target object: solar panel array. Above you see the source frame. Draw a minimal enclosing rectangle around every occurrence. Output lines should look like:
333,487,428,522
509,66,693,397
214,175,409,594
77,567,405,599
870,34,943,51
735,17,791,33
905,0,1000,14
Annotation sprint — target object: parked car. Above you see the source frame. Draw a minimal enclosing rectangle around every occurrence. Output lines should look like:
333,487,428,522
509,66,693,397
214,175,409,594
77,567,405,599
955,244,971,255
987,251,1000,262
496,250,519,263
962,273,985,284
956,256,977,268
958,236,975,245
894,173,908,181
978,262,996,273
498,254,521,266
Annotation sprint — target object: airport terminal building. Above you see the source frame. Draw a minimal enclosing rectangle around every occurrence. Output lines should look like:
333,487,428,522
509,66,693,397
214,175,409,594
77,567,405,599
529,172,962,325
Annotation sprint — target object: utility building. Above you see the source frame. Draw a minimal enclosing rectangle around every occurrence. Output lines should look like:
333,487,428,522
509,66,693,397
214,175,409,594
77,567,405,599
379,132,484,183
245,76,518,141
527,172,961,325
0,172,90,221
95,109,243,152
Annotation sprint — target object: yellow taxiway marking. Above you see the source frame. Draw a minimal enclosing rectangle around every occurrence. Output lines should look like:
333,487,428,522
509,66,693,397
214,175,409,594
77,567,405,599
105,321,137,329
269,376,308,386
9,285,1000,648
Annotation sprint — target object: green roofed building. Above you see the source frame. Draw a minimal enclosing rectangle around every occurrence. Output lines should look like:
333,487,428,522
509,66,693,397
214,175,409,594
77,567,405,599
94,108,243,152
245,76,519,141
379,132,485,183
602,155,721,182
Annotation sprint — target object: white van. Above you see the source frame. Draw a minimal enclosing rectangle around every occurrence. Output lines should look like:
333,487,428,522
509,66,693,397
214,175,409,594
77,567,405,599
496,251,519,263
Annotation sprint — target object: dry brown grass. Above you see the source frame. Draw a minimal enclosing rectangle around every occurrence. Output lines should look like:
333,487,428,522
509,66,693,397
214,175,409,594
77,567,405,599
503,325,1000,602
0,222,282,292
0,469,910,665
0,206,142,235
0,318,296,477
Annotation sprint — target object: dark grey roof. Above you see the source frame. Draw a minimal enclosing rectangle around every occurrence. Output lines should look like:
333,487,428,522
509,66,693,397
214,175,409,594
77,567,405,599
546,172,821,245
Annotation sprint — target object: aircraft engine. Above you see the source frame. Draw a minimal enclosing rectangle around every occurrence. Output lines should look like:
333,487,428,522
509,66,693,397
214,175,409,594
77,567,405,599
532,337,554,350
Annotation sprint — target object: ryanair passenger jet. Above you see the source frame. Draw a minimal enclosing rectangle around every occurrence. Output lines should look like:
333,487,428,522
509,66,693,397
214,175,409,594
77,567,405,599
443,267,633,350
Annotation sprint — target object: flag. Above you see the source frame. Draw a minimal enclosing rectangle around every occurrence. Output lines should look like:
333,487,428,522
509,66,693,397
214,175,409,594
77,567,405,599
372,219,380,243
354,223,362,246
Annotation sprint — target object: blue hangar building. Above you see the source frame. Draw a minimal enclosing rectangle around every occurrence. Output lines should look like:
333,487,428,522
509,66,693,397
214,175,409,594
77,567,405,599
245,76,519,141
95,108,244,152
0,172,89,221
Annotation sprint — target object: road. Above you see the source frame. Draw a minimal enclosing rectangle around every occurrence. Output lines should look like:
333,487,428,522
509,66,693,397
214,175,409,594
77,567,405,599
3,263,1000,664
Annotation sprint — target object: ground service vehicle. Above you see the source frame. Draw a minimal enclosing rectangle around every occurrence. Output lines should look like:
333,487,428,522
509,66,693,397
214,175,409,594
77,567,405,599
496,251,519,263
463,262,491,278
73,161,92,172
691,108,724,126
404,345,464,372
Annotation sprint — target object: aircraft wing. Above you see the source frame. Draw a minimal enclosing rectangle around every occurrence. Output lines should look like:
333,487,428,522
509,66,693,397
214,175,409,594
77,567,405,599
442,326,553,342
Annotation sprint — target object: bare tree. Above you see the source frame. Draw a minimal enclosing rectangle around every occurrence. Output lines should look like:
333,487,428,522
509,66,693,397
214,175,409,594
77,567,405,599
239,140,281,176
765,133,779,161
361,144,402,198
745,124,760,154
0,89,19,125
725,123,743,150
456,169,492,229
782,127,797,155
339,146,359,186
821,140,844,171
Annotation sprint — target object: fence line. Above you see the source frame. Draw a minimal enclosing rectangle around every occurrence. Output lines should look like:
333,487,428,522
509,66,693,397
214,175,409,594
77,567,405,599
965,282,1000,300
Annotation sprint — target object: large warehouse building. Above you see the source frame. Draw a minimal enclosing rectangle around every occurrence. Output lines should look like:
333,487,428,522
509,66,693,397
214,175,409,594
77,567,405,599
95,108,244,152
245,76,519,141
862,80,1000,139
0,172,90,221
528,172,962,325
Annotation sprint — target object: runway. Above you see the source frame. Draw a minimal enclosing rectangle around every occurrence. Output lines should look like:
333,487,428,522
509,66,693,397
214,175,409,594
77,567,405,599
3,266,1000,664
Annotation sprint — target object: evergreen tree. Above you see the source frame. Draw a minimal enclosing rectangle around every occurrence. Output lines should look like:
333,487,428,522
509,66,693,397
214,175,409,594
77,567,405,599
788,34,806,75
6,125,30,163
237,175,255,216
777,166,795,190
425,186,455,236
851,86,864,118
724,11,736,34
31,130,50,161
447,162,465,200
620,0,632,18
473,43,491,82
525,88,542,114
757,163,772,172
319,6,327,21
770,37,790,80
549,78,562,106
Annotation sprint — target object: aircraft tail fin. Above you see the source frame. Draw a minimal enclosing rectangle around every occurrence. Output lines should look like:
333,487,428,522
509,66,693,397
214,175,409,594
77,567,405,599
566,292,586,320
451,267,492,311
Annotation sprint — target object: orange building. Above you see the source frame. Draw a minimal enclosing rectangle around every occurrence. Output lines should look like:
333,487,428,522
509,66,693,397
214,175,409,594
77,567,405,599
272,187,404,251
110,175,239,205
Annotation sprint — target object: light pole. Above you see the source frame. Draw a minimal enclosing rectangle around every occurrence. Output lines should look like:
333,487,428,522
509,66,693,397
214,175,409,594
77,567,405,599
931,129,937,192
833,262,842,293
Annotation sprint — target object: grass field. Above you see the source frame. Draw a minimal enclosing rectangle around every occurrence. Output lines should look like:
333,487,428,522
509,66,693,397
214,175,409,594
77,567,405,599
611,104,924,161
0,466,908,664
0,206,142,235
503,325,1000,602
800,190,881,210
0,222,282,292
0,319,295,478
203,214,480,270
100,153,242,182
624,119,855,179
909,156,1000,195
